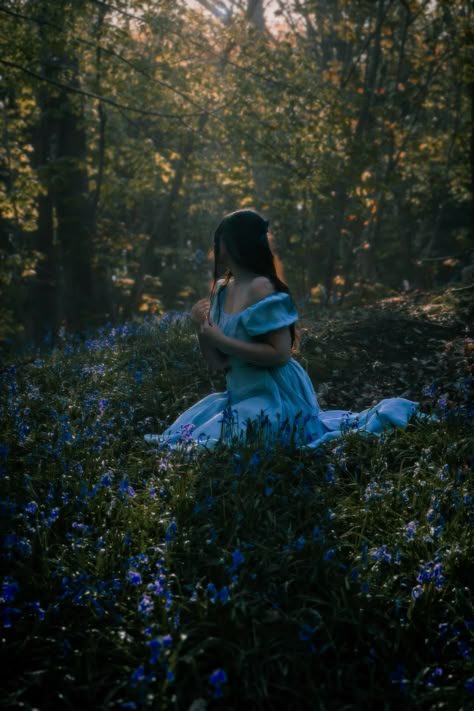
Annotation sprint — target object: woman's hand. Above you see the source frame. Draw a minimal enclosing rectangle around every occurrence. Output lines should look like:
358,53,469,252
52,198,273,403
190,298,210,326
199,319,225,345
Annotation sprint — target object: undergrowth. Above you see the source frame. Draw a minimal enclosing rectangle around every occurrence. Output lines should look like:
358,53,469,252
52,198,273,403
0,315,473,710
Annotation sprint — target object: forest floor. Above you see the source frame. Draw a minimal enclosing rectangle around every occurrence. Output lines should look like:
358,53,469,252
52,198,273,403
0,284,473,710
298,285,473,413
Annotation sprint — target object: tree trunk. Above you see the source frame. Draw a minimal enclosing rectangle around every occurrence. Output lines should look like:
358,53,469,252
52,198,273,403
123,112,209,320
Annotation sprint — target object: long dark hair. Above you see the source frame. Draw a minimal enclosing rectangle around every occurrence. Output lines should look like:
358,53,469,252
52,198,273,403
210,209,296,344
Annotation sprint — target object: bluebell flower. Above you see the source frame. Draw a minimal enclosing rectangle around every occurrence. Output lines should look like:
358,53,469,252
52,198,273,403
219,586,230,604
404,520,418,542
295,536,305,550
207,583,218,604
2,578,20,602
166,670,175,682
208,668,228,698
47,507,60,526
370,545,392,564
422,383,436,398
231,548,245,571
131,665,145,682
127,570,142,586
411,585,424,600
324,548,335,561
138,595,154,615
148,638,162,664
25,501,38,515
101,472,113,487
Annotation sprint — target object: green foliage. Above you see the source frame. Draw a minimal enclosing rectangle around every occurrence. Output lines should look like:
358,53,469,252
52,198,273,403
0,0,472,340
0,314,473,709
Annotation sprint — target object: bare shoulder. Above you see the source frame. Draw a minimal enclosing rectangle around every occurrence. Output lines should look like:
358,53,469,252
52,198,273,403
249,276,275,301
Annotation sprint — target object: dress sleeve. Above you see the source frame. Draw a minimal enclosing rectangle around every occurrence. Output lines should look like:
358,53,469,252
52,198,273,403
241,292,298,336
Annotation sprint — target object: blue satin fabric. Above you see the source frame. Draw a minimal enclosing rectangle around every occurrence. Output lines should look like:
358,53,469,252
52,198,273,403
145,289,418,448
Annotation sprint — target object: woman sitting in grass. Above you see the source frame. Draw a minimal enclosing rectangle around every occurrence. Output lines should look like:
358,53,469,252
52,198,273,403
145,209,418,448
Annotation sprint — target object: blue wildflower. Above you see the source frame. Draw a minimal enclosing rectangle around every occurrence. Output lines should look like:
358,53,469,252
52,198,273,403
219,586,230,604
127,570,142,586
25,501,38,515
295,536,305,550
411,585,424,600
138,595,154,615
208,668,228,698
101,472,113,487
231,548,245,571
370,545,392,563
2,578,20,602
131,665,145,682
148,638,162,664
404,520,418,542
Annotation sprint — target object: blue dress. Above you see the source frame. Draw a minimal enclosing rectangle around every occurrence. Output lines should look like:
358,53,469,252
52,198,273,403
145,289,418,448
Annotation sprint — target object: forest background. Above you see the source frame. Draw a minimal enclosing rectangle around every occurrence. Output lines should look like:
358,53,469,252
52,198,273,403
0,0,472,348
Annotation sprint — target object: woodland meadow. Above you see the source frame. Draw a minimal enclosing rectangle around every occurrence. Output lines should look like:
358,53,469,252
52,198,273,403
0,1,473,710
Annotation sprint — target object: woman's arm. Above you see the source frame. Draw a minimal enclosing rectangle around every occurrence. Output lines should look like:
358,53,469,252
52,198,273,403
200,321,292,368
196,333,229,371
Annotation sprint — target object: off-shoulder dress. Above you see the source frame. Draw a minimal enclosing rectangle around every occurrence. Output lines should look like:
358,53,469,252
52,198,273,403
144,287,418,448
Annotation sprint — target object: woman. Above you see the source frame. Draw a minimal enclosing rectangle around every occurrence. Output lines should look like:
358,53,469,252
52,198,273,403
145,209,418,448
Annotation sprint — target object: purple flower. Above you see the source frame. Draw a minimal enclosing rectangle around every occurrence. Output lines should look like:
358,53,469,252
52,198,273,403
148,638,162,664
231,548,245,571
207,583,218,604
208,668,228,698
404,520,418,542
219,586,230,604
138,595,154,615
101,472,113,487
127,570,142,586
131,665,145,682
2,578,20,602
25,501,38,515
370,545,392,564
411,585,424,600
422,383,436,398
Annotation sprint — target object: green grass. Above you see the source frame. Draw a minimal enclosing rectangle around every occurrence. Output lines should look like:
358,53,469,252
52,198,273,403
0,315,473,710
